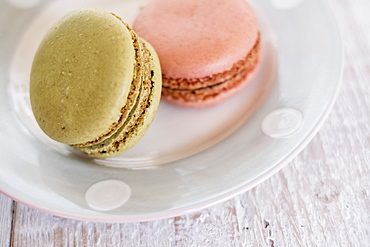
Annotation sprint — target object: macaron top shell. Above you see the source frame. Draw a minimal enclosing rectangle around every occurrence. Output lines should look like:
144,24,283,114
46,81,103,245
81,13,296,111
30,9,135,144
133,0,259,79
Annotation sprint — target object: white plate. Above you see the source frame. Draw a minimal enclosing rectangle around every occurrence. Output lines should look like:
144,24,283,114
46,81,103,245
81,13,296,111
0,0,342,222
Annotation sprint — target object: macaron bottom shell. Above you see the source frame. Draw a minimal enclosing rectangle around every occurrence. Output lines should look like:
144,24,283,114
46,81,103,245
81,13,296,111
161,66,259,108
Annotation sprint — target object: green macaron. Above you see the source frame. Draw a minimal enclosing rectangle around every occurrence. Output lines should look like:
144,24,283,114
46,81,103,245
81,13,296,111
30,8,162,158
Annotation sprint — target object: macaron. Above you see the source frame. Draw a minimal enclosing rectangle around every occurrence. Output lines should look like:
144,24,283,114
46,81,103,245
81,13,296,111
133,0,260,108
30,9,162,158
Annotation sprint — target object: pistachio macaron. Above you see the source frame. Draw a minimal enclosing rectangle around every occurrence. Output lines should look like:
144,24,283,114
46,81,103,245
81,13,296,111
30,9,162,158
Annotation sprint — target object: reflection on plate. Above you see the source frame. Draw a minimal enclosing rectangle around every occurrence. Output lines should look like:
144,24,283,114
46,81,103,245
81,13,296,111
0,0,342,222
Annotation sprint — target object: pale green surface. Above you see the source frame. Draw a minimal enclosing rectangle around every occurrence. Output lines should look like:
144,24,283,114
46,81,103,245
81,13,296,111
30,9,135,144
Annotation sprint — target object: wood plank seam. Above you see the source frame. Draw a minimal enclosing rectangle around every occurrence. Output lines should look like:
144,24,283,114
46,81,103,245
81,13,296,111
9,201,16,247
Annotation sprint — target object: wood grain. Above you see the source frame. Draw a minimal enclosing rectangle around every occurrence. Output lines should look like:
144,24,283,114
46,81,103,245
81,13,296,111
0,193,13,247
1,0,370,246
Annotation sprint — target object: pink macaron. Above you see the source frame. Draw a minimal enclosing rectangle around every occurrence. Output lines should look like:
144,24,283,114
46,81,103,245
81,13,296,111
133,0,260,108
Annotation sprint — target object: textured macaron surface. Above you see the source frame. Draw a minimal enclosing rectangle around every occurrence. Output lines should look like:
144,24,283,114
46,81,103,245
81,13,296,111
133,0,259,79
30,9,135,144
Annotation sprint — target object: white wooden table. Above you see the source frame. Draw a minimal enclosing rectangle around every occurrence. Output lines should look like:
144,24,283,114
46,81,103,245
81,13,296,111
1,0,370,246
